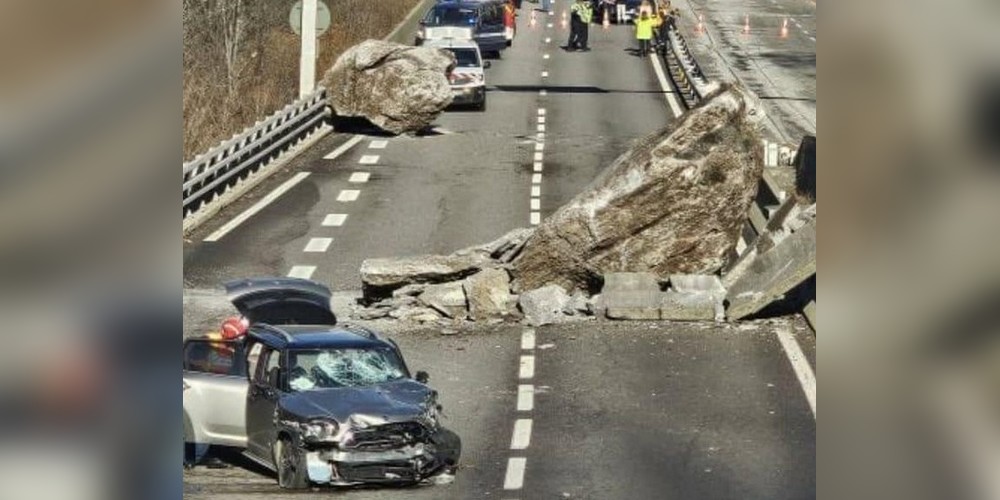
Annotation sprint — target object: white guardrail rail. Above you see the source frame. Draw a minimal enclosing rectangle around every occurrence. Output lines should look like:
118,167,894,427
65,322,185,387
182,89,329,221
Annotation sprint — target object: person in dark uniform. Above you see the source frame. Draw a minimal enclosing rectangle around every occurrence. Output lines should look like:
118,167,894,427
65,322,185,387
566,0,593,50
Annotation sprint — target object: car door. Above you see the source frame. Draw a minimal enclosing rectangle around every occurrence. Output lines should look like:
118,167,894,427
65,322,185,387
245,345,282,463
182,339,249,448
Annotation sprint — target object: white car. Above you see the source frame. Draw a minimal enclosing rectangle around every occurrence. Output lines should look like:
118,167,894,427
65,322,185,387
426,38,490,110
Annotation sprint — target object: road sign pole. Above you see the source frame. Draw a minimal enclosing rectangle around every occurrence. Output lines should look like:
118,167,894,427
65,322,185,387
299,0,318,97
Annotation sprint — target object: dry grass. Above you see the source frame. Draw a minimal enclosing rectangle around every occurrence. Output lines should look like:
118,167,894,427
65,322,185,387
183,0,421,160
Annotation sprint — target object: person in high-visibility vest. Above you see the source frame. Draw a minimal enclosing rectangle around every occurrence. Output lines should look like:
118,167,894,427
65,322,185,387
567,0,593,51
504,0,517,44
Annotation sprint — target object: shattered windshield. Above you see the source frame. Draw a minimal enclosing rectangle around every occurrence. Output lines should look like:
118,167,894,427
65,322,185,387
449,49,480,68
288,348,407,391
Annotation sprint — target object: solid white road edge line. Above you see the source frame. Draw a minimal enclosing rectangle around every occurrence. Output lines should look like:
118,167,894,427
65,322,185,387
776,327,817,418
204,172,311,242
649,54,684,118
503,457,527,490
510,419,533,449
323,135,364,160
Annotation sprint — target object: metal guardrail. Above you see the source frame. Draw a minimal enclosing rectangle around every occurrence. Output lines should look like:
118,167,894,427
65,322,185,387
182,89,330,219
662,26,711,108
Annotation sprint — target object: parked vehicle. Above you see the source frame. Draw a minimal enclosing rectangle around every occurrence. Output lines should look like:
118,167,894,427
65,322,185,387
416,0,508,57
426,38,490,110
183,278,461,488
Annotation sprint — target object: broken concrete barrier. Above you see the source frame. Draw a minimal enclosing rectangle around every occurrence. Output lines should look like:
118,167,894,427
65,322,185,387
360,253,491,301
659,291,717,321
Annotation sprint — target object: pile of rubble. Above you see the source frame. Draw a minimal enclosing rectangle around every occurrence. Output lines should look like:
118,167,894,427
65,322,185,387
350,84,815,325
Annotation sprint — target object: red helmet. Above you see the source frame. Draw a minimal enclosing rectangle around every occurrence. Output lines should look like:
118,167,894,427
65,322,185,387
220,316,249,339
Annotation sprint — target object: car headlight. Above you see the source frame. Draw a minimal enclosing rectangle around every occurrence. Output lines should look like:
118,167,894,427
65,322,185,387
301,419,339,442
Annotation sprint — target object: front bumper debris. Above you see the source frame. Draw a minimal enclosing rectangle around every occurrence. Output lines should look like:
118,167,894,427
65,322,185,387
305,443,446,485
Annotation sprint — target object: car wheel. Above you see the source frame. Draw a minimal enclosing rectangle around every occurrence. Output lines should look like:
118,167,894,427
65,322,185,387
274,437,309,489
478,96,487,111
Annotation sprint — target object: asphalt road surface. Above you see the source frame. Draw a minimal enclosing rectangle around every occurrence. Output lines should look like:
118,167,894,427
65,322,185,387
182,319,815,499
183,1,816,498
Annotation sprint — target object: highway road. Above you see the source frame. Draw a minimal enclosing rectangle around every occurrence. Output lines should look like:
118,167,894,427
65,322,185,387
183,1,817,498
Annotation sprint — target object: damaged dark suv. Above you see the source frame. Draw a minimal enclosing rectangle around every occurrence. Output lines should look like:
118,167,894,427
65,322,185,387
183,278,460,489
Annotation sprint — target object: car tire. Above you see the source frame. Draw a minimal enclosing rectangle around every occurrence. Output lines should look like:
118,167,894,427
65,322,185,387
274,437,309,489
477,97,487,111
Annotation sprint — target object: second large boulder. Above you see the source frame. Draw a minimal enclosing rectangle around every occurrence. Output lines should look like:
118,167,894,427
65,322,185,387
321,40,455,134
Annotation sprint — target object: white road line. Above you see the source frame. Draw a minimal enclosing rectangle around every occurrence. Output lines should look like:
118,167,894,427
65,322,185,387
533,162,543,172
203,172,311,242
337,189,360,202
537,124,546,132
534,142,544,151
536,133,545,141
530,198,541,210
322,213,348,226
510,419,533,449
776,328,816,418
503,457,527,490
531,173,542,184
808,36,816,42
543,53,550,59
348,172,371,183
517,384,535,411
521,329,536,350
533,152,544,162
539,89,547,97
538,116,546,124
802,29,810,35
304,237,333,253
531,185,541,197
537,108,546,115
323,135,364,160
368,139,388,149
545,37,551,43
530,212,541,225
287,265,317,279
358,155,380,165
541,71,549,78
519,355,535,379
649,53,684,118
546,22,553,28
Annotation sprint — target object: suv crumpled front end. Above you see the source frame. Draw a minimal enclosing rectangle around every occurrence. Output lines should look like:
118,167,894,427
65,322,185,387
281,382,461,486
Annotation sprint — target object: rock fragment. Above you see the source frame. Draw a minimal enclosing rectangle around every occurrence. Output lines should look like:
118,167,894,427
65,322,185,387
360,253,491,301
518,285,571,326
463,268,514,321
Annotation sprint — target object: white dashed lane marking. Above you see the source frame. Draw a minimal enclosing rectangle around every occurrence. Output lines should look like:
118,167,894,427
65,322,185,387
540,89,547,96
808,36,816,42
303,237,333,253
517,385,535,411
543,53,550,59
203,172,311,242
541,71,549,78
323,135,364,160
533,152,544,162
287,265,316,279
534,142,544,151
349,172,370,183
531,185,541,197
322,213,348,226
503,457,527,490
510,419,533,450
537,124,545,132
537,108,546,115
538,116,546,124
337,189,360,202
533,162,543,172
545,37,551,43
531,173,542,184
521,329,536,350
358,155,380,165
368,140,388,149
530,212,541,225
530,199,541,210
519,355,535,379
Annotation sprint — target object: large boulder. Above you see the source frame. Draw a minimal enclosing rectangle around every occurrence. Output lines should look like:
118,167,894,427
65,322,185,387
511,84,764,292
360,253,491,301
418,282,468,319
321,40,455,134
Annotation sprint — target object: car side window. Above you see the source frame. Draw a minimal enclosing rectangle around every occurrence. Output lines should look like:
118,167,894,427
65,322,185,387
183,339,240,376
255,347,282,388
